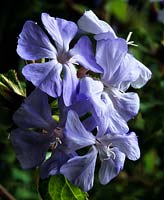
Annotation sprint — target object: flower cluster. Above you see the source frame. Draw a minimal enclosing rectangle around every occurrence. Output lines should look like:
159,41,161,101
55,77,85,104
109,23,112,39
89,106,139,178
10,10,152,192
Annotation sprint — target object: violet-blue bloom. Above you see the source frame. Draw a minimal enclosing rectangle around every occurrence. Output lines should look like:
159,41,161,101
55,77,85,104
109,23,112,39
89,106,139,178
78,10,152,89
60,110,140,192
10,89,63,169
40,146,76,179
96,38,152,91
17,13,103,106
78,77,139,136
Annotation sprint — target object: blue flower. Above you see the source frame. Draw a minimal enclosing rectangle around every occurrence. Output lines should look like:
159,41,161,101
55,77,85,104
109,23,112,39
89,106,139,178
60,110,140,192
78,10,152,89
10,89,63,169
95,38,152,91
77,11,152,135
17,13,102,106
77,77,139,136
40,146,76,179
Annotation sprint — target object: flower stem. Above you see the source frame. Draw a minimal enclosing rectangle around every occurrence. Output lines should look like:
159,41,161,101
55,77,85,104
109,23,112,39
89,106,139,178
0,184,16,200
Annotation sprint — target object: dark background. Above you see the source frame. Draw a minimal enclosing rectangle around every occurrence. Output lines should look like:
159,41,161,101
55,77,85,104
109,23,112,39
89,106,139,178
1,0,164,199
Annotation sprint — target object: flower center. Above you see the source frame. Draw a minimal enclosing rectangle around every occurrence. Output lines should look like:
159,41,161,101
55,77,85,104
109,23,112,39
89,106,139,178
96,139,116,161
53,127,63,138
57,51,71,64
103,143,116,160
50,127,63,150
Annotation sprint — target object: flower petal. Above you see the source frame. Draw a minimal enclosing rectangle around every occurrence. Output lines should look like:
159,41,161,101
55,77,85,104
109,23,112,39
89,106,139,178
79,77,108,134
94,31,116,41
113,53,151,91
22,60,62,98
64,110,95,151
10,129,52,169
17,21,56,60
41,13,78,51
70,36,103,73
79,77,129,136
13,89,56,130
99,148,125,185
79,77,104,97
71,98,92,116
82,116,97,132
57,97,69,127
107,53,140,91
106,88,140,121
60,146,98,192
101,132,140,161
62,63,79,106
95,92,129,136
77,10,116,38
96,38,128,86
130,56,152,89
40,147,76,179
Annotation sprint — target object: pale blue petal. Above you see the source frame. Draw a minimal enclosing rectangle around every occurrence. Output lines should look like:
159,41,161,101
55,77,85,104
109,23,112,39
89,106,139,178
91,92,129,136
79,77,108,134
70,36,103,73
63,63,79,106
17,21,56,60
131,57,152,88
94,31,116,41
64,110,95,151
79,77,129,136
106,88,140,121
101,132,140,161
13,89,56,130
100,93,129,135
10,129,52,169
77,10,116,37
115,54,151,91
107,53,140,91
41,13,78,51
60,146,98,192
79,77,104,98
22,60,62,98
96,38,128,86
99,148,125,185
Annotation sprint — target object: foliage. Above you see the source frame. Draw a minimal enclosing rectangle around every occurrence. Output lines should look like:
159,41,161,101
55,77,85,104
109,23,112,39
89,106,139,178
39,175,87,200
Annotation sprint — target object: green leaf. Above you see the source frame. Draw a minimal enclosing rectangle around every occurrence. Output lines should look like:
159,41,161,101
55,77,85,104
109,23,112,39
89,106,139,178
0,81,14,102
48,175,87,200
0,69,26,131
143,149,160,174
105,0,127,22
0,69,26,100
39,178,51,200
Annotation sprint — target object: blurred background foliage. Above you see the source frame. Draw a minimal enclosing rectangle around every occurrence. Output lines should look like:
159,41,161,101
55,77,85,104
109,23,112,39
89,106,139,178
0,0,164,199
